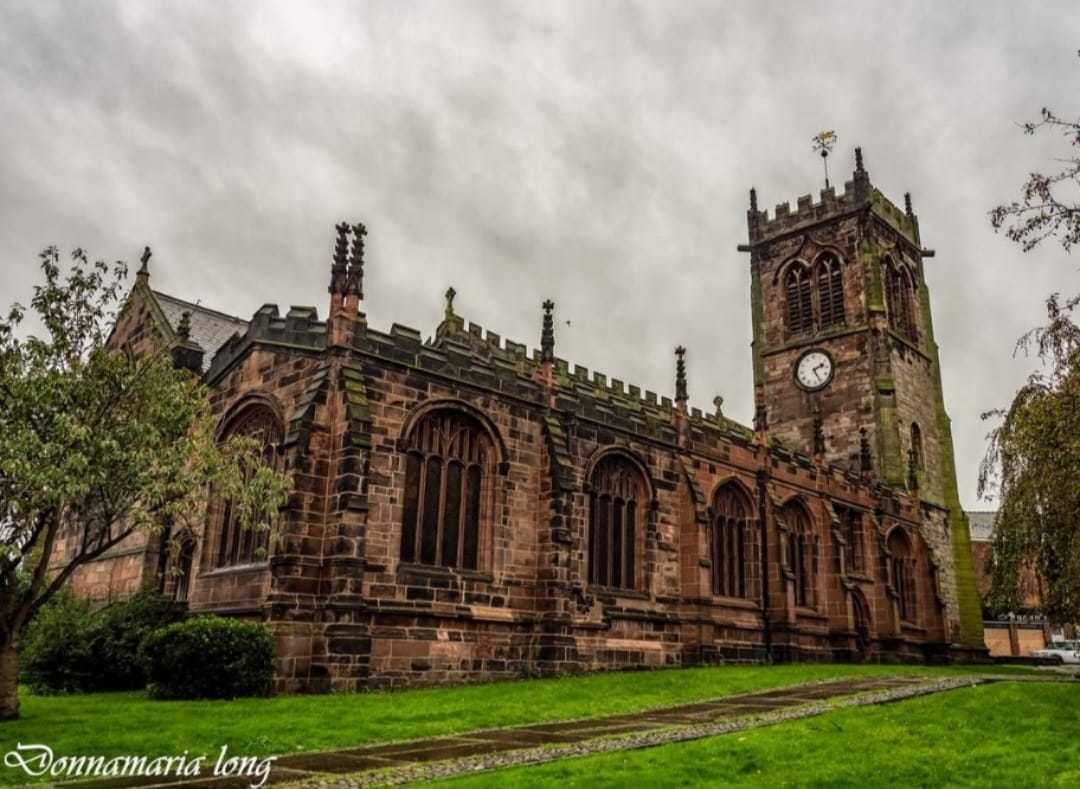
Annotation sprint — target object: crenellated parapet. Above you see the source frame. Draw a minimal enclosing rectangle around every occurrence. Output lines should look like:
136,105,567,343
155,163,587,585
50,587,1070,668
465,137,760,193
748,149,919,248
205,304,327,383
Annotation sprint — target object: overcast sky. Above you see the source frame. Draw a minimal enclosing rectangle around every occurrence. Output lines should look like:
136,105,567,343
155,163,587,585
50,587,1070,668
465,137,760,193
2,1,1078,508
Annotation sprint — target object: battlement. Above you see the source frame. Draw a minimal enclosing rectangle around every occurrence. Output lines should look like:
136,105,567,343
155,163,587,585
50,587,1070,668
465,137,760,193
749,148,919,246
205,303,327,382
752,179,864,240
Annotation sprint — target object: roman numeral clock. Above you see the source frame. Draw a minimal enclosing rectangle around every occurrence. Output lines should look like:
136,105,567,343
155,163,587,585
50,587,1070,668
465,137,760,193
794,348,834,392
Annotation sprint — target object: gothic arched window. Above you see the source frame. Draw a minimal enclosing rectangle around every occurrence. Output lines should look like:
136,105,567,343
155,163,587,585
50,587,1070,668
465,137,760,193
712,484,752,599
837,506,865,575
173,538,195,602
214,403,282,568
816,253,845,329
910,423,924,470
401,409,492,570
885,259,918,343
783,502,816,608
888,529,917,623
588,453,646,590
784,263,814,336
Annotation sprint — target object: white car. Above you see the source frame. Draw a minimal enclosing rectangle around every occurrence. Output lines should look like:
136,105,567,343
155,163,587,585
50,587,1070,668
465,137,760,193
1032,641,1080,664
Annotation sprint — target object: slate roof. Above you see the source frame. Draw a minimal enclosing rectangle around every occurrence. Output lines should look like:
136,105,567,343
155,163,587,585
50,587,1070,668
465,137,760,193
153,291,249,371
966,510,996,542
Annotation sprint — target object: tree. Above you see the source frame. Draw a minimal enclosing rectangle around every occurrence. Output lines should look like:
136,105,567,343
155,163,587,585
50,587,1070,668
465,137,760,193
982,53,1080,625
978,294,1080,623
990,55,1080,252
0,247,290,719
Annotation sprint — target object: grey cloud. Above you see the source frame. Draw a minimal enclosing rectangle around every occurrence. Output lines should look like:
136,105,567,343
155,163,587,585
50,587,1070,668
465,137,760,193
2,0,1078,507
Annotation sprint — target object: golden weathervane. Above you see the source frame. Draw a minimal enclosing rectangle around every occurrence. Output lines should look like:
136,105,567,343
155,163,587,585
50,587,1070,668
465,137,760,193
812,130,838,188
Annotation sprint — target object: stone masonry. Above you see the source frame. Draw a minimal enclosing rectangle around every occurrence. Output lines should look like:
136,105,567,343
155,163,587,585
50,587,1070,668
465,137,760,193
54,151,987,691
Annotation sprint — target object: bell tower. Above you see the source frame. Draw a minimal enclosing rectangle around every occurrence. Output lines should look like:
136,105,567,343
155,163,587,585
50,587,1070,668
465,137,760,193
740,147,983,646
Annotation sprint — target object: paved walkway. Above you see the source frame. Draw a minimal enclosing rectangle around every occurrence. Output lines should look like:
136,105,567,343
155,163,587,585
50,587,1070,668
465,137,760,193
60,674,967,788
274,675,929,779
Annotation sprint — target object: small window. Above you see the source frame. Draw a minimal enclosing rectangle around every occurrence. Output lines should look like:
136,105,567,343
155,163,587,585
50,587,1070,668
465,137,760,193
910,423,924,470
783,502,816,608
784,263,814,335
712,484,752,599
400,409,491,570
839,507,865,574
589,454,646,591
173,538,195,602
888,529,918,623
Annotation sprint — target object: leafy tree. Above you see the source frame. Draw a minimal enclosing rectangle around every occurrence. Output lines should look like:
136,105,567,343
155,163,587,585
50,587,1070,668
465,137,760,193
990,53,1080,252
982,53,1080,625
0,247,290,719
978,294,1080,623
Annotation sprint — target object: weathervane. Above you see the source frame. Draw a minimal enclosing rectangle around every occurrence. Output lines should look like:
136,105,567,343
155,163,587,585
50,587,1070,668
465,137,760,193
811,130,838,188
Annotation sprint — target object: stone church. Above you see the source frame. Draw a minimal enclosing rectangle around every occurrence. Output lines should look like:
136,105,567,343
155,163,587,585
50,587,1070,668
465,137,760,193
59,149,986,691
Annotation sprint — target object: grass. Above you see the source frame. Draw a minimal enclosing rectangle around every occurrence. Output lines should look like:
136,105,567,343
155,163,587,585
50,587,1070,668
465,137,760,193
0,663,1039,786
430,680,1080,788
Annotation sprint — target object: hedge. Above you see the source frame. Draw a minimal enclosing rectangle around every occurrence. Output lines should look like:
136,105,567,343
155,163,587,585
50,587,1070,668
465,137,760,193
138,615,274,699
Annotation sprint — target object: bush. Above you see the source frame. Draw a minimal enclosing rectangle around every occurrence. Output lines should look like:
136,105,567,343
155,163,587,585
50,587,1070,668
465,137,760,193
92,589,184,690
139,616,274,699
20,588,182,694
20,591,98,694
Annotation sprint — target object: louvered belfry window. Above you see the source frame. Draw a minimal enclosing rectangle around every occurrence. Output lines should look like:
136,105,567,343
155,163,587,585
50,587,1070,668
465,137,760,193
400,410,488,570
784,263,814,335
712,485,751,599
215,405,281,567
588,454,645,590
885,259,918,343
816,253,845,328
783,503,816,608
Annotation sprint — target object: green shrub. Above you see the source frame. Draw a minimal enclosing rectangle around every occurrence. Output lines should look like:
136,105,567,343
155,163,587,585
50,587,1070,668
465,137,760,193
20,591,98,694
139,616,274,699
92,588,184,690
20,588,182,694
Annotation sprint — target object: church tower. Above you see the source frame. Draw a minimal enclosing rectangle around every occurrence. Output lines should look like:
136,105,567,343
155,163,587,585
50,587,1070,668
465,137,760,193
742,148,983,645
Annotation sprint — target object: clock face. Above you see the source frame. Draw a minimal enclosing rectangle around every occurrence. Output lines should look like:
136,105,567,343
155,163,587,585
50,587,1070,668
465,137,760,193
795,350,834,391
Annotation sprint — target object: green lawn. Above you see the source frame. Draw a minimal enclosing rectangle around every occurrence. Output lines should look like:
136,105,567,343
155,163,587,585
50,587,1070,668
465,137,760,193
430,680,1080,788
0,664,1040,786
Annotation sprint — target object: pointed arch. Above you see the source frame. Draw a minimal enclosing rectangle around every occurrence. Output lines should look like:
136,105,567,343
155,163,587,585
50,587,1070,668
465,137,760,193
211,396,284,568
711,483,753,599
815,252,845,329
886,527,918,624
587,449,649,591
399,406,496,570
780,498,817,609
584,446,657,503
706,475,758,518
910,422,924,470
783,261,814,335
884,257,918,343
399,398,508,468
172,535,196,603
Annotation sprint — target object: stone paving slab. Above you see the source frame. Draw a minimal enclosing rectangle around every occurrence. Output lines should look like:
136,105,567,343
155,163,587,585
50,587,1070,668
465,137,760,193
57,674,1016,789
309,675,1029,788
259,675,929,784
